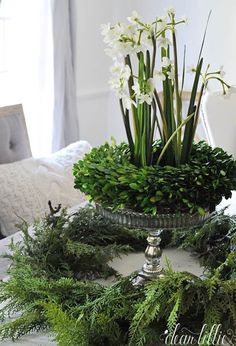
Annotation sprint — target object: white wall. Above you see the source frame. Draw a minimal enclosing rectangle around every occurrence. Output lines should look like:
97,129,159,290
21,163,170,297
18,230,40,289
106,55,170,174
73,0,236,146
71,0,112,146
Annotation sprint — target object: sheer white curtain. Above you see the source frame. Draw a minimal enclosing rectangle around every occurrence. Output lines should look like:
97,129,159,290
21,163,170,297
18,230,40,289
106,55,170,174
0,0,79,157
51,0,79,151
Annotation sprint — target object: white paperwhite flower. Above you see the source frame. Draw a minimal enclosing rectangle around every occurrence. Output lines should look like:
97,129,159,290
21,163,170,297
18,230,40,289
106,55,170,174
104,47,116,59
132,83,141,96
154,69,166,81
127,11,142,24
108,79,125,98
187,65,197,74
113,23,124,36
222,86,236,98
139,93,153,105
115,22,136,37
108,78,121,90
109,62,131,97
107,25,140,57
122,23,138,36
181,16,188,24
157,36,172,49
166,6,176,16
161,57,172,68
139,31,153,51
219,65,226,78
133,78,155,105
167,69,175,80
113,41,133,56
102,27,120,45
110,62,131,80
101,23,112,36
155,17,168,32
102,18,152,58
122,95,134,110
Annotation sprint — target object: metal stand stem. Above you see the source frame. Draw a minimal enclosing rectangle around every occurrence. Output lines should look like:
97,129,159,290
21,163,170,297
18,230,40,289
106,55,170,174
133,229,164,286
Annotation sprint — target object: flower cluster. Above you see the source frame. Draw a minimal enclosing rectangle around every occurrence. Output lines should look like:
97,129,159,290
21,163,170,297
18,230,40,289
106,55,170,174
101,11,152,59
101,9,187,109
101,8,230,168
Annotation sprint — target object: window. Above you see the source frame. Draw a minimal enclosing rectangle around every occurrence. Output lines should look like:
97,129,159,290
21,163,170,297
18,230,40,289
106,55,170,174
0,0,54,156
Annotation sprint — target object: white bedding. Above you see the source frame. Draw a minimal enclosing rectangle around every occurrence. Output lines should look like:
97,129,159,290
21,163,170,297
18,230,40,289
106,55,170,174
0,141,91,236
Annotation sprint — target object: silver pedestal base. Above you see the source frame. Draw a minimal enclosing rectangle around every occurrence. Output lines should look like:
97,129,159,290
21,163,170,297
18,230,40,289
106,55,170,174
96,204,210,284
132,229,165,286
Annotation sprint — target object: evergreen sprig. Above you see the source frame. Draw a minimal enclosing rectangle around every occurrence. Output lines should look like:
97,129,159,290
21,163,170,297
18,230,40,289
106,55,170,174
0,207,235,345
4,206,146,281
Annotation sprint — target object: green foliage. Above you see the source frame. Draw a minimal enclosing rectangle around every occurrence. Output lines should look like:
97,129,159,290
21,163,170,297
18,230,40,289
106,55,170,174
170,209,236,277
5,206,146,281
43,301,89,346
73,141,236,214
0,208,235,345
0,311,46,341
42,270,236,346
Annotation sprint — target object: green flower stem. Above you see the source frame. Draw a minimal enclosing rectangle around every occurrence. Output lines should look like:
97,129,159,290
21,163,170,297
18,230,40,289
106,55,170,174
125,55,139,141
150,103,157,164
153,89,165,135
151,99,163,141
172,26,182,165
157,111,195,165
161,43,177,165
151,35,156,76
146,103,152,165
119,99,134,159
206,76,230,89
146,50,151,79
181,58,203,164
163,77,176,165
141,105,147,167
180,12,210,164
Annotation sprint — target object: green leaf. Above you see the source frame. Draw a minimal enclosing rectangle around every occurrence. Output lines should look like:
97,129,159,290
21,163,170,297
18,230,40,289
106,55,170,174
129,183,139,190
198,207,206,216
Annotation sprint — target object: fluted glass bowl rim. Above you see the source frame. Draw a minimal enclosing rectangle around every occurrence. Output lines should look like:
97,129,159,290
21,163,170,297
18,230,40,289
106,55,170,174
96,204,211,230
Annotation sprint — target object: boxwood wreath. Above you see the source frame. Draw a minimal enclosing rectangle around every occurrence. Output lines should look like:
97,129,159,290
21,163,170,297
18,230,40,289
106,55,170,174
73,141,236,215
0,205,236,346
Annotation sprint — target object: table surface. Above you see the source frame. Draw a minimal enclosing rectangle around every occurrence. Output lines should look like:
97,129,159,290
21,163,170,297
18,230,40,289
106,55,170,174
0,192,235,345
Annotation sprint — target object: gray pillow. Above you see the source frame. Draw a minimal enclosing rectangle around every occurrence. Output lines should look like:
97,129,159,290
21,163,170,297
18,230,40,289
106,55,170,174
0,104,32,164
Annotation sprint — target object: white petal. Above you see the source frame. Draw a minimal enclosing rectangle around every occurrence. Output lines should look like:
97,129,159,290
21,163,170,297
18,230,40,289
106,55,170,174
127,10,142,24
219,65,226,78
187,65,196,74
161,57,172,68
167,70,175,80
156,17,168,32
166,6,176,16
101,23,111,36
181,16,188,24
154,70,166,81
157,37,172,49
122,96,132,110
132,83,141,96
